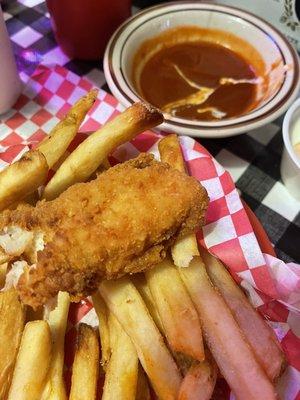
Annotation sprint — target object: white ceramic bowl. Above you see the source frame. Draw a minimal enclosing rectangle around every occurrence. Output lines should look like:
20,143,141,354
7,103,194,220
281,98,300,200
104,1,300,138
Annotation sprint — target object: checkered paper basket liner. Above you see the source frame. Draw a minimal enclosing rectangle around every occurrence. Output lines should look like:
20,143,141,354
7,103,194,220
0,65,299,399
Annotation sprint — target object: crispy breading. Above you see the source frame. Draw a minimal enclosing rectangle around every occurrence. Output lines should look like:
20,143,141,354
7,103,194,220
0,154,208,308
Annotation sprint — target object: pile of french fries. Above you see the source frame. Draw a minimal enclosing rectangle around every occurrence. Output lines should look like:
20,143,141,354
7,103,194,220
0,90,285,400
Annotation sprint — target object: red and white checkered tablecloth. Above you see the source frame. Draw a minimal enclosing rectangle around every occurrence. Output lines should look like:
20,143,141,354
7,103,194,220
1,64,299,399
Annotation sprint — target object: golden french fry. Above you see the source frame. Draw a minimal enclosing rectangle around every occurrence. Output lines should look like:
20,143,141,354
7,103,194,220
92,292,111,368
178,358,217,400
0,263,7,289
131,273,164,333
0,150,48,212
8,320,52,400
0,289,26,399
145,257,204,361
41,291,70,400
102,313,138,400
69,324,99,400
202,249,285,381
98,278,182,400
136,365,151,400
37,89,98,168
158,134,186,172
159,134,277,399
43,102,163,200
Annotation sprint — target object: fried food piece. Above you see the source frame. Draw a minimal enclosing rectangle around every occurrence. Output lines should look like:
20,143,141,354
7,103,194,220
43,102,163,200
37,89,98,169
41,291,70,400
102,313,138,400
0,289,26,399
7,320,52,400
131,273,164,333
145,257,204,361
99,277,182,400
92,292,111,369
0,150,48,213
0,153,208,308
69,324,99,400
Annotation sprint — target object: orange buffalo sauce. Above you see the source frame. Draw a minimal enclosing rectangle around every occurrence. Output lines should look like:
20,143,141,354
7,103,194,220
132,26,267,121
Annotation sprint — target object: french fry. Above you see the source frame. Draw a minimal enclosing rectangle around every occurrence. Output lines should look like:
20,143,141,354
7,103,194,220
159,135,277,400
98,278,182,400
8,320,52,400
69,324,99,400
178,256,277,399
102,313,138,400
131,273,164,333
202,249,285,381
43,102,163,200
158,133,187,172
92,292,111,368
0,263,7,288
37,89,98,168
133,273,209,400
41,291,70,400
136,365,151,400
145,257,204,361
178,358,217,400
0,150,48,212
0,289,26,399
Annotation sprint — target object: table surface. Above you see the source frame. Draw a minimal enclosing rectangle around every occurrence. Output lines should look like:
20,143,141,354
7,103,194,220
1,0,299,263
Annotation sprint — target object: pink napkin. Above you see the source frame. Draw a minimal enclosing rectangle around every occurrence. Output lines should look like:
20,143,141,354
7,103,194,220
1,64,299,399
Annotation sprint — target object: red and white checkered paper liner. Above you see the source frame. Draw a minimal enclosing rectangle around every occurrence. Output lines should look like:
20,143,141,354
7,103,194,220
1,65,300,399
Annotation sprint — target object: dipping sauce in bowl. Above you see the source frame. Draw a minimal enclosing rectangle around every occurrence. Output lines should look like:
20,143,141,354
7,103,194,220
132,26,267,121
104,2,300,137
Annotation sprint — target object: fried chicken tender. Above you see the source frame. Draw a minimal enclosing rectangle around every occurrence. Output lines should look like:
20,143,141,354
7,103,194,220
0,154,208,308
